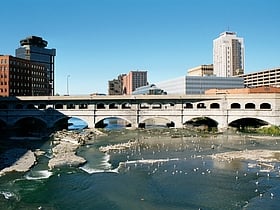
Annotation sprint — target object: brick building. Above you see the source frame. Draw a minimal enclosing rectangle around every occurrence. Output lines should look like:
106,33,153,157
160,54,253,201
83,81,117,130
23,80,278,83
122,71,147,95
0,55,48,96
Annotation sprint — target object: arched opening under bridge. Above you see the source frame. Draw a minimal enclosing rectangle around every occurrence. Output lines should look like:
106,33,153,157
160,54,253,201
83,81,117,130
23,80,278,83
138,117,175,129
53,117,69,131
229,117,269,130
14,117,48,137
95,117,132,130
184,117,218,131
68,117,88,130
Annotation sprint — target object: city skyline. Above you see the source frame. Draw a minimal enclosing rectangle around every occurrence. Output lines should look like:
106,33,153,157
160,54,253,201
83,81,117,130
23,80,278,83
0,0,279,95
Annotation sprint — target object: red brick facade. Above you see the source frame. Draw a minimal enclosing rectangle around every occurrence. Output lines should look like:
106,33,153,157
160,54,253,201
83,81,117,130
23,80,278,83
0,55,49,96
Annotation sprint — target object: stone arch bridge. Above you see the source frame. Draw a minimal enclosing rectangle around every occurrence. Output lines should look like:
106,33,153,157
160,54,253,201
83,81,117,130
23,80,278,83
0,93,279,132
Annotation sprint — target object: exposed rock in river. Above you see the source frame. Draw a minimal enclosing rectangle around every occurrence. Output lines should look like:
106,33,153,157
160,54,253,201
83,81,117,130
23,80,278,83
0,149,36,175
48,128,105,169
48,140,86,169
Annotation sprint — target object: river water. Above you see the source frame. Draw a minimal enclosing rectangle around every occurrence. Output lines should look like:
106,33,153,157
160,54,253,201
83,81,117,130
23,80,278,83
1,127,280,210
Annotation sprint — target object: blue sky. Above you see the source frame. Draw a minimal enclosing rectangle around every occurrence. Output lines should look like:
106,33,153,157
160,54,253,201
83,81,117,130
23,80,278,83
1,0,279,95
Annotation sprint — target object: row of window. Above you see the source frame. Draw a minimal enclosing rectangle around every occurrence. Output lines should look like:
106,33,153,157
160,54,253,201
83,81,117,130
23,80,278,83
0,102,272,110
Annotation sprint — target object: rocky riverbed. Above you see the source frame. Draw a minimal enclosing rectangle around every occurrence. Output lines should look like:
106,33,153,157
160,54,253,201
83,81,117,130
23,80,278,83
0,128,105,175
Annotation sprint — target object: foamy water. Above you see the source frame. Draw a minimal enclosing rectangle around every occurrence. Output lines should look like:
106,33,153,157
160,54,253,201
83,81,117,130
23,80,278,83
24,170,53,180
0,191,15,199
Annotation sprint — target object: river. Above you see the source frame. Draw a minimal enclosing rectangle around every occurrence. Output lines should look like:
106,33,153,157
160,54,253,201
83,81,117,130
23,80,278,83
1,126,280,210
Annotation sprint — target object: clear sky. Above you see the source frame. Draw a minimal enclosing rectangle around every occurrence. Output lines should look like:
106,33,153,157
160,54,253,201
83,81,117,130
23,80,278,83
1,0,279,95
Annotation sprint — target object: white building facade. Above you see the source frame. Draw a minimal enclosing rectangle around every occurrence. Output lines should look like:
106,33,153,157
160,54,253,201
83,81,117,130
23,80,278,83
213,31,244,77
156,76,244,95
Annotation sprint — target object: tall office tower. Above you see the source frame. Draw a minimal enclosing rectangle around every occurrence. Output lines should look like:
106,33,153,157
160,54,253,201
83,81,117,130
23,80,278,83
16,36,56,95
213,31,244,77
122,70,147,95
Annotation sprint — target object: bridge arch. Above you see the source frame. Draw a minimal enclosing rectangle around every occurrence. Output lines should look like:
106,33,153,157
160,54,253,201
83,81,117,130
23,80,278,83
55,103,63,109
229,117,269,129
14,116,48,136
184,102,193,109
197,102,206,109
79,103,88,109
184,117,218,131
140,102,149,109
38,103,47,109
231,103,241,109
96,103,106,109
245,103,256,109
260,103,271,109
68,117,88,129
121,102,131,109
53,116,70,130
66,103,75,109
151,103,162,109
210,103,220,109
109,103,118,109
95,116,132,128
139,116,175,128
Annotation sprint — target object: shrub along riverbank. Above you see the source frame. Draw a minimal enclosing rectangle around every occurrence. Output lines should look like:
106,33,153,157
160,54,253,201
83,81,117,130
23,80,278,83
241,125,280,136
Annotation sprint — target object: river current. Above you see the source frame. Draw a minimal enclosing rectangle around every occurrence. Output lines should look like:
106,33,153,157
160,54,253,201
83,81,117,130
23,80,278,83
1,127,280,210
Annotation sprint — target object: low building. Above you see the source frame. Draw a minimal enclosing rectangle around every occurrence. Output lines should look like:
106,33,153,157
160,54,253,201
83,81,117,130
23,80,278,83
237,67,280,88
0,55,48,96
156,76,244,95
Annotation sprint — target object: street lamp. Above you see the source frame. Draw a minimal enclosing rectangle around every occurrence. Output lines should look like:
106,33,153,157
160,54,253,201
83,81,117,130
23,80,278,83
67,75,70,95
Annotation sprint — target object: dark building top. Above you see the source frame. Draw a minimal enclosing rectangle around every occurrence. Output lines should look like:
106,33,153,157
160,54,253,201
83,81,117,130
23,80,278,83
20,36,48,48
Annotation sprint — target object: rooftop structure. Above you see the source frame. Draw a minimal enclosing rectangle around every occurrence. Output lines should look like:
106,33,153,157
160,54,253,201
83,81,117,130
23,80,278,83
188,64,214,76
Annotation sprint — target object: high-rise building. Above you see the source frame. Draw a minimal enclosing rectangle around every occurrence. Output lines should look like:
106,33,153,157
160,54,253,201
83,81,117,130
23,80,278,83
0,55,48,96
15,36,56,95
122,71,147,95
213,31,244,77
